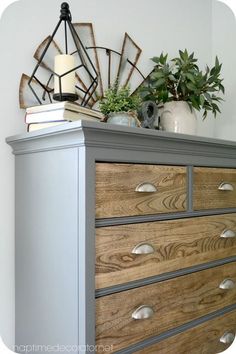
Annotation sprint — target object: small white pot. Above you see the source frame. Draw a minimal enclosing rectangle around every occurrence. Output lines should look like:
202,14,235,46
107,112,139,127
159,101,197,134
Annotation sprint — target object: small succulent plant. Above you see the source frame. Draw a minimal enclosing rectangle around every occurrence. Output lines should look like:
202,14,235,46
99,82,141,117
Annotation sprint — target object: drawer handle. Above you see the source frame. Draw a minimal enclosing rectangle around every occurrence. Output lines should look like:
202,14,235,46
220,331,235,344
219,278,235,290
220,229,236,238
132,305,154,320
131,243,155,255
135,182,157,193
218,182,234,191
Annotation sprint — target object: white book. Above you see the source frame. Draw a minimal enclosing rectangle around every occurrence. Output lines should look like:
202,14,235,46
25,101,104,124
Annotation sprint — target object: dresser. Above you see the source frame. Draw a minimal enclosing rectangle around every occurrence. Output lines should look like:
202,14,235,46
7,121,236,354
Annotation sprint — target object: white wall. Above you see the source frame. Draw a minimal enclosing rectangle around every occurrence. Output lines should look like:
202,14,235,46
0,0,220,348
212,1,236,140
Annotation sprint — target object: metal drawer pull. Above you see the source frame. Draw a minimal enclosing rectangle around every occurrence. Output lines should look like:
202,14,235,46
220,229,236,238
219,279,235,290
220,331,235,344
131,243,155,255
218,182,234,191
135,182,157,193
132,305,154,320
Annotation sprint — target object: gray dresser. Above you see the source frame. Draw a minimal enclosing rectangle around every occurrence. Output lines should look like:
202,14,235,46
7,121,236,354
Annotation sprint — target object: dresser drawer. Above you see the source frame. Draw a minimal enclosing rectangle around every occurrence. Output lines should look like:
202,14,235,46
96,262,236,352
96,213,236,289
193,167,236,210
134,310,236,354
96,163,187,218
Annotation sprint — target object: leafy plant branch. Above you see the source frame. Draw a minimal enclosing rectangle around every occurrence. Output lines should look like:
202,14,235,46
140,49,225,119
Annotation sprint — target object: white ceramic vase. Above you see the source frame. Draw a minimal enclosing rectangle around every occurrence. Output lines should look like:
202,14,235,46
159,101,197,135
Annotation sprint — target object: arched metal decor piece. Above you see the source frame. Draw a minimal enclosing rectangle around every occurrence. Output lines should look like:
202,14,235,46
19,74,52,109
117,33,142,88
73,23,103,99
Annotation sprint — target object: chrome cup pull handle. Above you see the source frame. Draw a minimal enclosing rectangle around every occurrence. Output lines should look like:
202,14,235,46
131,243,155,255
219,279,235,290
220,331,235,344
220,229,236,238
132,305,154,320
135,182,157,193
218,182,234,191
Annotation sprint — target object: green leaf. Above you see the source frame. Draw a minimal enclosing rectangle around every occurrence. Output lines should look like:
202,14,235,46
200,95,205,107
168,74,176,82
159,53,168,65
153,78,166,88
203,109,207,120
159,90,169,102
219,84,225,94
212,95,224,102
189,52,194,60
212,103,221,113
180,83,186,96
210,67,215,76
207,87,219,92
151,71,164,80
186,82,196,91
179,50,185,62
179,49,189,62
204,92,212,102
151,56,160,64
208,75,217,84
189,95,200,110
186,73,195,83
163,64,170,75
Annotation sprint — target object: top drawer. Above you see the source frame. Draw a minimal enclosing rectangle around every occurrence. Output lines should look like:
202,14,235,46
96,163,187,218
193,167,236,210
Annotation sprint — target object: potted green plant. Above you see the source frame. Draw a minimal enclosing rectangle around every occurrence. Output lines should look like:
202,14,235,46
99,83,141,127
140,49,224,134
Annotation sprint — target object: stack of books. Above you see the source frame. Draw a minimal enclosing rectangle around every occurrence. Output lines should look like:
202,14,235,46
25,101,104,132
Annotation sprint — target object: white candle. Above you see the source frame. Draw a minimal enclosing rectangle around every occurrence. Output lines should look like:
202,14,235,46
54,54,76,95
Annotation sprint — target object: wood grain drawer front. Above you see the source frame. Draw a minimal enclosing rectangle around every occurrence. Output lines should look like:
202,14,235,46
96,262,236,352
193,167,236,210
96,163,187,218
96,213,236,289
134,310,236,354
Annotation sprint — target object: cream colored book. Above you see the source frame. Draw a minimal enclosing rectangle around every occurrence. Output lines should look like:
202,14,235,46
25,101,104,124
27,121,69,132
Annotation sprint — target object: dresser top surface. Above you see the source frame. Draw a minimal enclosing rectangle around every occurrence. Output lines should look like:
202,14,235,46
6,120,236,148
6,121,236,167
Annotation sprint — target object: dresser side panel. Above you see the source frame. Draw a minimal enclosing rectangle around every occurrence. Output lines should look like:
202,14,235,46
15,148,79,353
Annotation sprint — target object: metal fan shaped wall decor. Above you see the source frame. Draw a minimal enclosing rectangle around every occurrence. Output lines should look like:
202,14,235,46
19,2,147,110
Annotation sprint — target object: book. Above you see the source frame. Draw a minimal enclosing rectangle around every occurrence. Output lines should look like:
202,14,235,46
27,121,69,132
25,101,104,124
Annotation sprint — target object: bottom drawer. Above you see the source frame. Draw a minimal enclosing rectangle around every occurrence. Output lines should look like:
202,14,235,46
96,262,236,352
135,310,236,354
